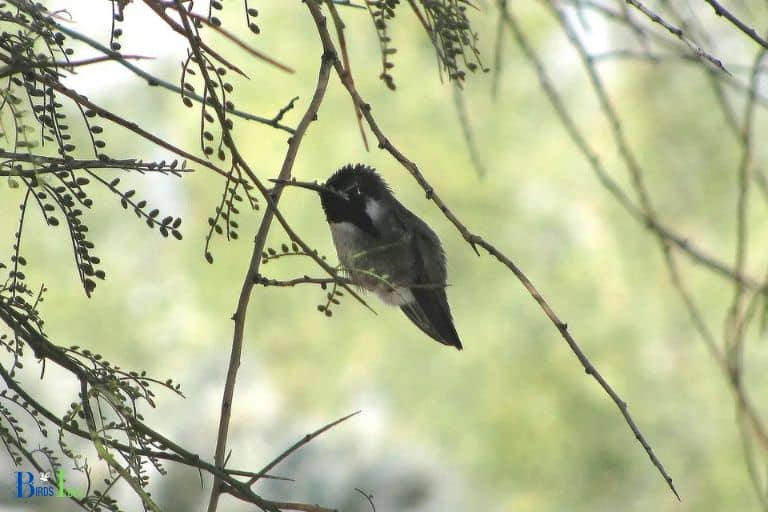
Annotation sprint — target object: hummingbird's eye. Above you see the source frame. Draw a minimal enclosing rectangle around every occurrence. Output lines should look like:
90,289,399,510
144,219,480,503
343,183,360,197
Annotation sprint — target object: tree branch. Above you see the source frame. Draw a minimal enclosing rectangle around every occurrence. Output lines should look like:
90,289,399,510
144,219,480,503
703,0,768,51
203,28,337,512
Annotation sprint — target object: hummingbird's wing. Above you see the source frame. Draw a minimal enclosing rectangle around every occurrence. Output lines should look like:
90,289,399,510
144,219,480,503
392,204,463,350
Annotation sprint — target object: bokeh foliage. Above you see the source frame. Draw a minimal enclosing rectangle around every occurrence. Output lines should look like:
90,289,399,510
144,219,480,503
2,1,768,511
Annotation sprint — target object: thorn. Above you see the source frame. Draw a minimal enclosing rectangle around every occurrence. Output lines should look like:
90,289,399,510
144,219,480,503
466,234,481,256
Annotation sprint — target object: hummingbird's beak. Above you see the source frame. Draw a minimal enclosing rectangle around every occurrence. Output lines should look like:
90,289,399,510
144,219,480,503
270,178,326,194
269,179,348,200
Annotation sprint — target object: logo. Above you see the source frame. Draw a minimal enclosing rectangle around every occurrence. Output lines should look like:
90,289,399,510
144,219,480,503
14,470,83,498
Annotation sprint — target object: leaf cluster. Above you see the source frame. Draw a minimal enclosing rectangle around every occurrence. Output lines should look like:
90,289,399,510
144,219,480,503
365,0,486,89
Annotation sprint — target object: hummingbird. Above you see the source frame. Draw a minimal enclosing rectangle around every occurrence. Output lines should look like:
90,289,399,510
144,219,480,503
274,164,462,349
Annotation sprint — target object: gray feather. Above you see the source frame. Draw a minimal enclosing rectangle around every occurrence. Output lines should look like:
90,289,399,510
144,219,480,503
391,202,462,349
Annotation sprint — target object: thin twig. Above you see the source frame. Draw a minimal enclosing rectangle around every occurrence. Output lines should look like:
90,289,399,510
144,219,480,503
0,54,151,78
703,0,768,51
159,0,294,73
142,0,248,77
452,84,487,177
491,0,507,99
326,0,370,150
254,275,352,288
624,0,729,73
355,487,376,512
198,15,339,510
247,411,361,485
0,152,190,176
28,4,295,132
261,502,337,512
725,47,768,506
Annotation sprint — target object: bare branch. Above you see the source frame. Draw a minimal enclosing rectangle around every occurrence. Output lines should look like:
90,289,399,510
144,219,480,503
703,0,768,51
326,0,370,150
247,411,361,485
624,0,729,73
200,12,338,506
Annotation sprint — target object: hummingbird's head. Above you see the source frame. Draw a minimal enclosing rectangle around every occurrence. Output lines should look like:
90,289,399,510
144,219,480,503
319,164,391,227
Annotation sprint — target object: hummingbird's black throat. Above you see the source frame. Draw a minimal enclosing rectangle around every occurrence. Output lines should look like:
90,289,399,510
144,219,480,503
318,164,389,239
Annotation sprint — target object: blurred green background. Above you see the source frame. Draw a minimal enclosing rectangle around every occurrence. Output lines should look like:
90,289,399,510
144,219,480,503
2,1,768,511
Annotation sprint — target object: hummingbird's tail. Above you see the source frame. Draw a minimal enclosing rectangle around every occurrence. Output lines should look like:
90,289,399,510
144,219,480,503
400,288,462,350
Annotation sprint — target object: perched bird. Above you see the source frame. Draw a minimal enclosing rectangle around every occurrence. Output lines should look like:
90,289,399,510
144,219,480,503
275,164,462,349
